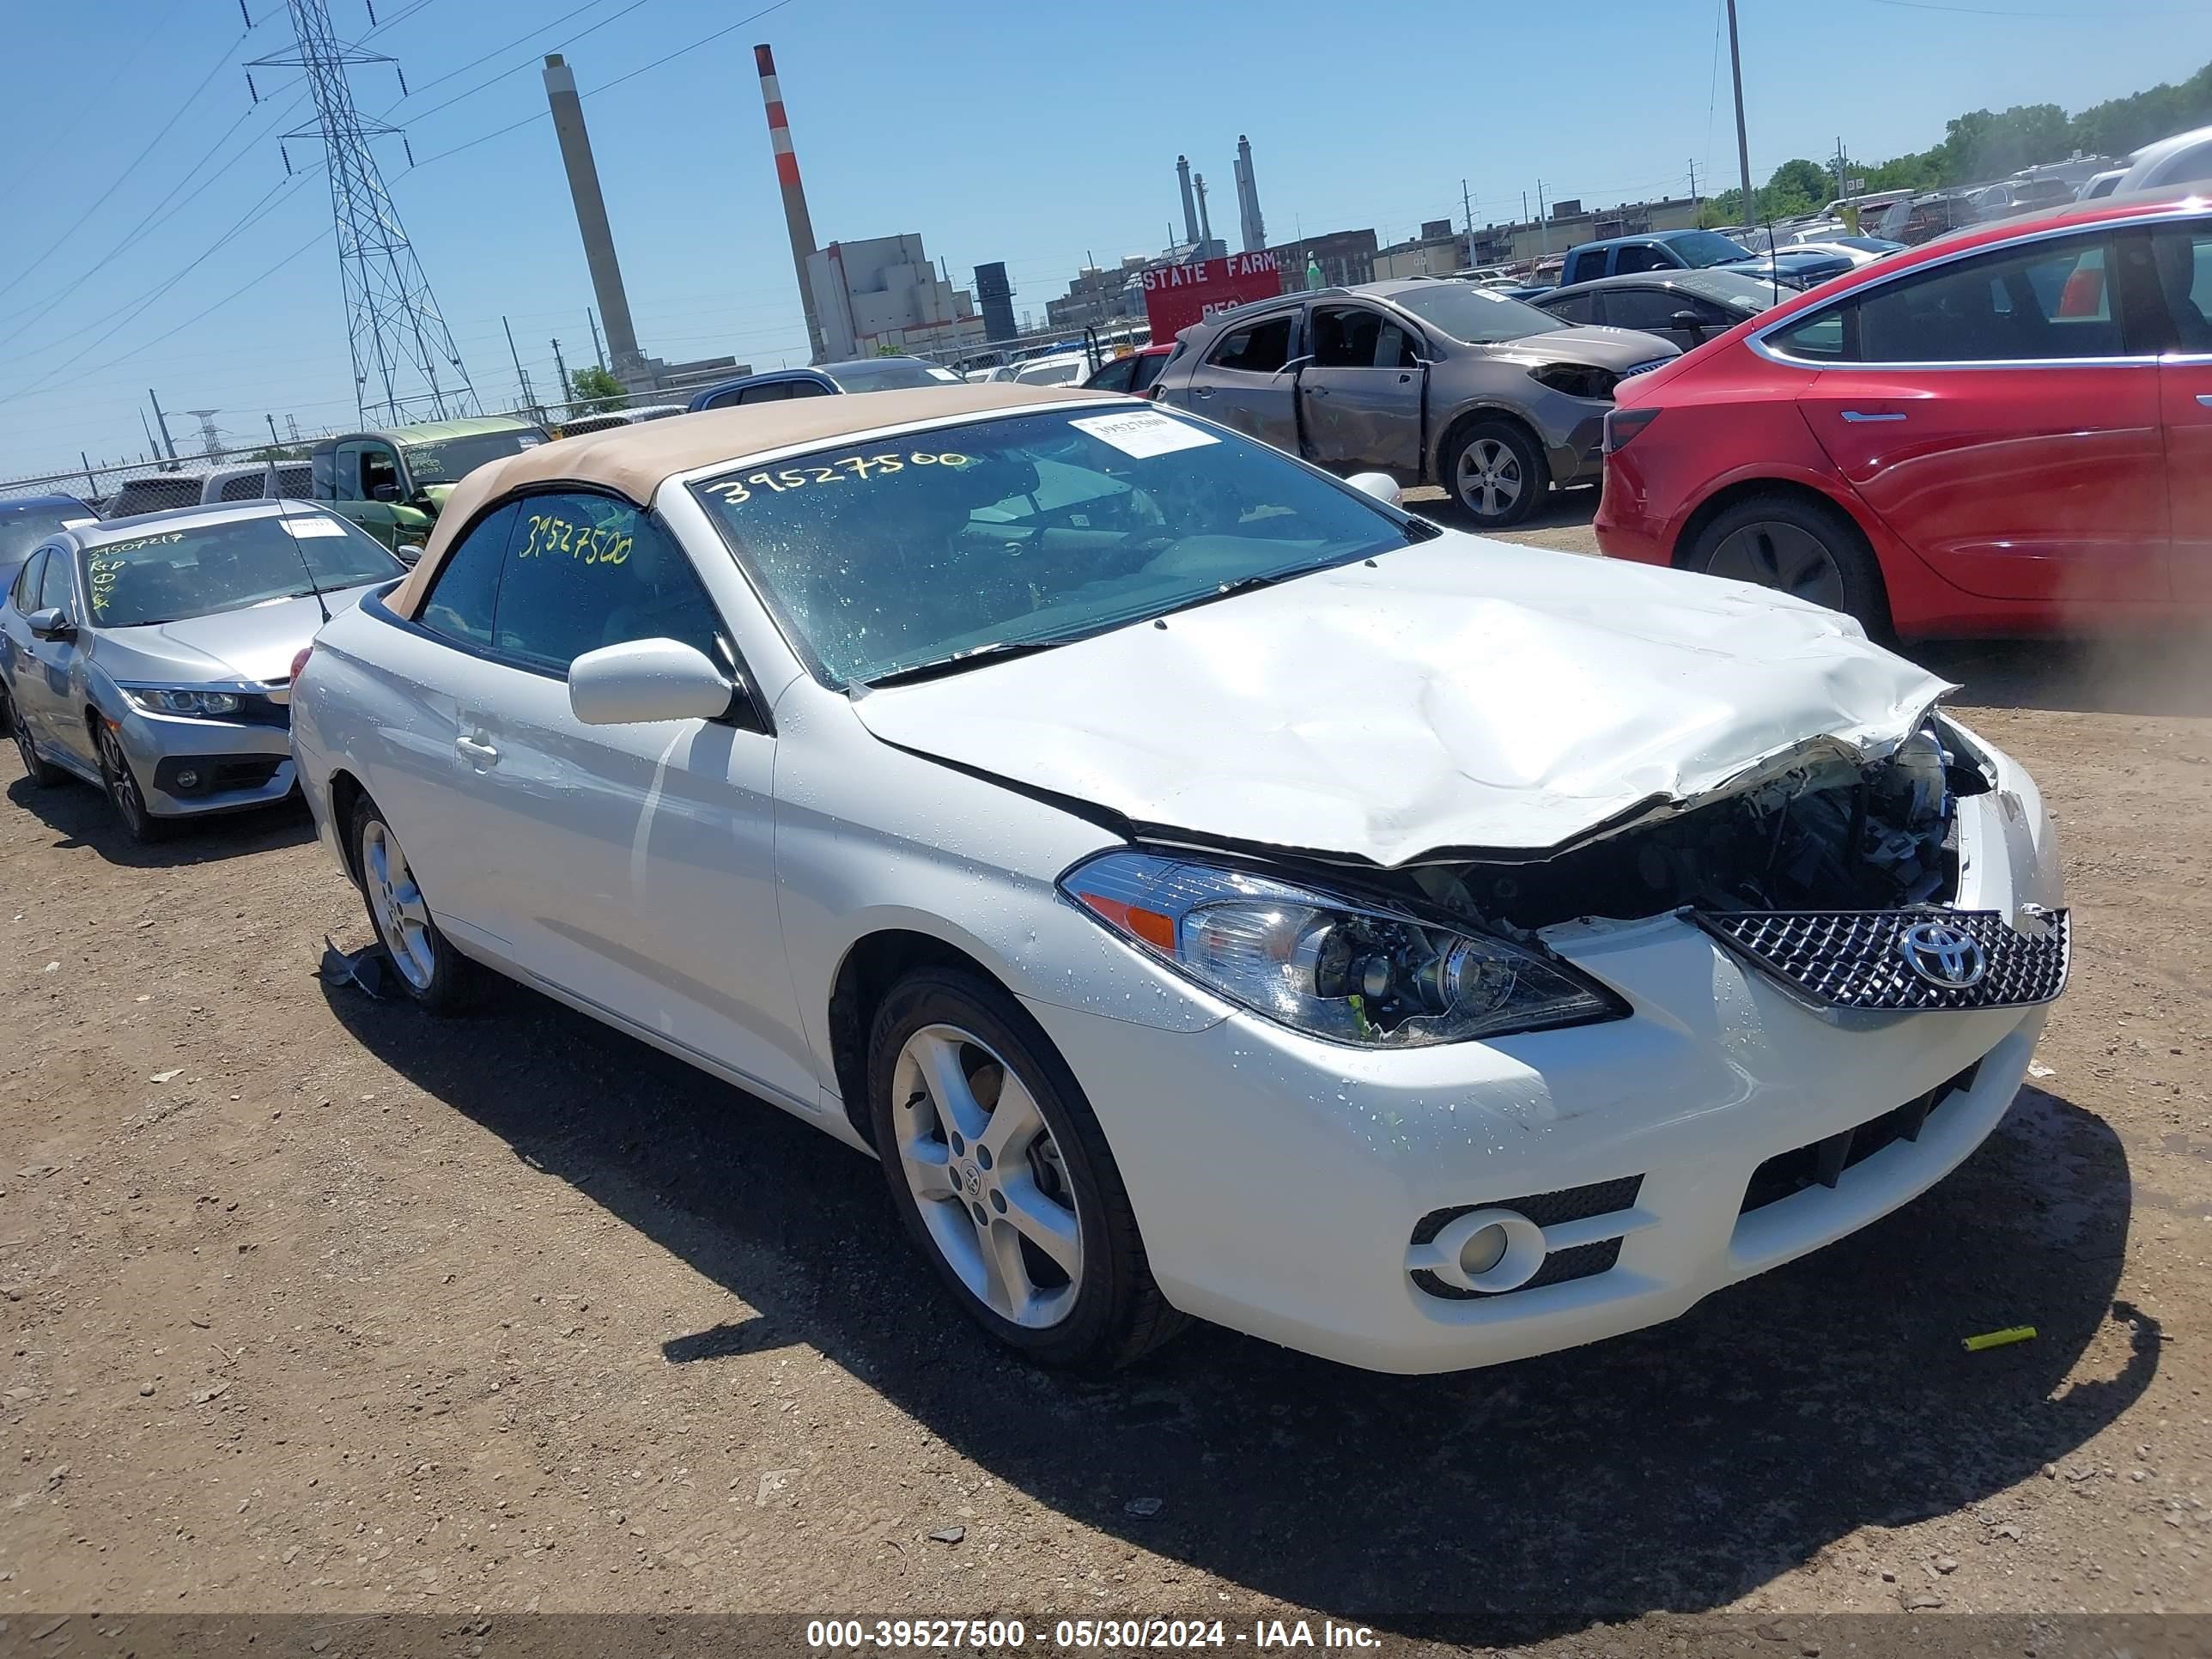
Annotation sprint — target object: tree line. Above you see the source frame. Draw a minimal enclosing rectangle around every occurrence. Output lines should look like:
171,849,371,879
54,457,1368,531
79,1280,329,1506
1699,58,2212,225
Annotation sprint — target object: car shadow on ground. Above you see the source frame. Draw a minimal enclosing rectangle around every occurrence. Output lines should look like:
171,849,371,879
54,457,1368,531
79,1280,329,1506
1917,634,2212,720
1407,483,1601,541
324,974,2150,1645
3,771,314,867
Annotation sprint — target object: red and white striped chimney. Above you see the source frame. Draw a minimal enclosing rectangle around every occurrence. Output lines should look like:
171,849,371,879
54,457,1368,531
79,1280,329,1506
755,44,827,364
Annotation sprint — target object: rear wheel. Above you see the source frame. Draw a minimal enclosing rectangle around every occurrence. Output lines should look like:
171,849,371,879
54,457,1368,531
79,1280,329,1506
350,795,474,1011
2,685,60,787
1684,491,1892,636
867,968,1184,1370
94,720,163,842
1446,418,1547,529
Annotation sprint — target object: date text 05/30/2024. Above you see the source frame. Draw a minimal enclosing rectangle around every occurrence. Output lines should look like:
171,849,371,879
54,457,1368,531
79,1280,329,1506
805,1619,1382,1650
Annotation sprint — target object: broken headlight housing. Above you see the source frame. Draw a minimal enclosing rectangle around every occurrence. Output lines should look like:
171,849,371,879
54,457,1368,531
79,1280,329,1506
120,685,243,718
1060,851,1622,1048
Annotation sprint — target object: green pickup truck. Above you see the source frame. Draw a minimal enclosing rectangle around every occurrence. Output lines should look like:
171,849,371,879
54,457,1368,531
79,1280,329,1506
308,416,551,556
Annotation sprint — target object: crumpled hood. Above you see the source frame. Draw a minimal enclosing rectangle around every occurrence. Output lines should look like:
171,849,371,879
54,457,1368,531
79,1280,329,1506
1492,324,1679,372
93,583,382,684
850,535,1954,868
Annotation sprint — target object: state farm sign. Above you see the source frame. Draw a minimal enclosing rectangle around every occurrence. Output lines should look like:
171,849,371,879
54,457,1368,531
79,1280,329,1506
1141,251,1284,341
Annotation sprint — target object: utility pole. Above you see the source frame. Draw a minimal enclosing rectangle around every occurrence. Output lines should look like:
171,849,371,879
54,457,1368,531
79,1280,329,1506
587,308,606,372
138,410,159,458
148,389,179,463
286,415,301,442
1537,179,1550,253
266,413,282,449
550,337,570,413
1727,0,1753,221
81,453,99,501
1688,157,1698,206
1462,178,1474,264
502,316,538,415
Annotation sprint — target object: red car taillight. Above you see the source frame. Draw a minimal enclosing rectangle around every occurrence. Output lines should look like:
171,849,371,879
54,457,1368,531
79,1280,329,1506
1603,406,1662,453
290,646,313,681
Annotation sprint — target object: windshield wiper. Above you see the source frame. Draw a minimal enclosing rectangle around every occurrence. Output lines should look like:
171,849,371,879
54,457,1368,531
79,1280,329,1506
864,635,1088,688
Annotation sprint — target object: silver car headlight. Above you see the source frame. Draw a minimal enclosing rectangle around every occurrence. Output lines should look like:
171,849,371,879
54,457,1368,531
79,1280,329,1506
121,686,243,718
1060,851,1622,1047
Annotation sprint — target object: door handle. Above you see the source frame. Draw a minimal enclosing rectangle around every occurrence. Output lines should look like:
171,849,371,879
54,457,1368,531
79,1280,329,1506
1839,410,1907,423
2196,394,2212,408
1306,385,1329,397
1188,385,1213,398
454,735,499,766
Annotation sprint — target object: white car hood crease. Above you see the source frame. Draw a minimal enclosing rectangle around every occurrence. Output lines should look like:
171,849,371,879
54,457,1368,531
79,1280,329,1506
850,534,1954,869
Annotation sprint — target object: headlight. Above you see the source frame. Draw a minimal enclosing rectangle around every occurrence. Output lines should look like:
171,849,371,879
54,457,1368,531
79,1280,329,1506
1528,362,1620,400
121,686,242,718
1060,851,1621,1047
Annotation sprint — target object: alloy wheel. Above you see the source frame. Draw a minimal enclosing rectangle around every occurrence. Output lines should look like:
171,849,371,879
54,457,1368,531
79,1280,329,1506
360,818,439,992
1705,520,1848,611
1455,437,1524,520
96,724,149,834
890,1023,1083,1329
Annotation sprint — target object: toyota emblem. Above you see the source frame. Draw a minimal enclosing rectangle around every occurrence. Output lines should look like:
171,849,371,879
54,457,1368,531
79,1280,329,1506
1899,921,1987,990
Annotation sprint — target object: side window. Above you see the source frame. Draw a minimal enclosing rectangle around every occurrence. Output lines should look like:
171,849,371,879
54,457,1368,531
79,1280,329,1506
37,550,76,617
1086,356,1137,393
1606,289,1688,332
784,379,831,399
218,472,265,502
419,501,519,648
737,382,791,405
332,443,366,501
1205,314,1292,374
360,444,401,499
1546,291,1600,325
311,447,337,500
495,492,728,674
2151,226,2212,352
1768,306,1852,362
1311,307,1386,368
12,550,46,611
1128,352,1168,394
1614,245,1669,275
1855,234,2122,362
1563,252,1598,285
700,386,743,410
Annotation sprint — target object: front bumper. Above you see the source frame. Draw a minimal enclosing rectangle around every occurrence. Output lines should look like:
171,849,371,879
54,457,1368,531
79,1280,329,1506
112,705,295,818
1024,744,2063,1375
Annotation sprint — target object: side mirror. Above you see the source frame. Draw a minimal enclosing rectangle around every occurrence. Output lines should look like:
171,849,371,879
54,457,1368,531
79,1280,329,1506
370,483,402,503
569,638,737,726
393,543,423,567
1345,471,1404,507
1671,310,1705,331
25,606,74,642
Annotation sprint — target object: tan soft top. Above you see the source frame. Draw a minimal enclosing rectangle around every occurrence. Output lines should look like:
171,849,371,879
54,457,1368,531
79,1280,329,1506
388,382,1108,618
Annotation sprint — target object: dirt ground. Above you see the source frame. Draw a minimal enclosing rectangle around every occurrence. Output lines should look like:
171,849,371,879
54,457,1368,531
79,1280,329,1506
5,491,2212,1656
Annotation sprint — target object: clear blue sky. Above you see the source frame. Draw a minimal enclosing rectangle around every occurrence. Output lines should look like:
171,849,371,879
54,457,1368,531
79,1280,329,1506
3,0,2209,479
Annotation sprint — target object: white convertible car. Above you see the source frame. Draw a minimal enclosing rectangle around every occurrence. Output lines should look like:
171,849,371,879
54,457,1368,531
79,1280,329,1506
289,385,2068,1374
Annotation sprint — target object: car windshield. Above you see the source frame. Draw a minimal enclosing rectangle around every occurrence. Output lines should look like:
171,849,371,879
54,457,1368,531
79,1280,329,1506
825,360,963,392
1389,283,1567,343
1668,270,1782,310
689,407,1433,687
0,503,90,563
82,514,405,628
1663,230,1757,267
399,428,547,485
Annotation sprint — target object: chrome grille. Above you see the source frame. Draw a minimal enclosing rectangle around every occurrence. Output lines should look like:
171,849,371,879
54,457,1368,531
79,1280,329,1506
1695,908,2068,1012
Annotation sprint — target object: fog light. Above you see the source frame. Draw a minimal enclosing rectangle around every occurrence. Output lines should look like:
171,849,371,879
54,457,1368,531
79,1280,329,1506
175,768,200,790
1458,1223,1509,1277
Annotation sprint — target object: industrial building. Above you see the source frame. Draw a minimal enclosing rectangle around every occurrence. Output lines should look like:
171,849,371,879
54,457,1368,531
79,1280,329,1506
1465,194,1706,266
1264,228,1377,289
805,235,986,362
1373,220,1468,280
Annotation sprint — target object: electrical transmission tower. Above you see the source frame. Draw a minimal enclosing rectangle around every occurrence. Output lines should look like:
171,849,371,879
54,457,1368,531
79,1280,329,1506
250,0,477,427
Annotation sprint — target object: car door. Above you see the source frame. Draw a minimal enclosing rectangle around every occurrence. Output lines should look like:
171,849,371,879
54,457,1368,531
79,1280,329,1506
2148,220,2212,602
332,441,402,550
1174,309,1301,451
1601,285,1711,353
21,547,90,763
1,550,49,738
1085,356,1139,394
1297,302,1425,474
454,487,816,1103
1788,226,2171,606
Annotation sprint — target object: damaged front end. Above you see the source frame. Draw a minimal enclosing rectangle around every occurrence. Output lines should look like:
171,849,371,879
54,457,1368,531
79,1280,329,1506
1398,718,1987,933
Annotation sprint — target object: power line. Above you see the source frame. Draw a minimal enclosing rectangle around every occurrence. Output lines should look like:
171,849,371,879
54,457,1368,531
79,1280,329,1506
0,0,193,204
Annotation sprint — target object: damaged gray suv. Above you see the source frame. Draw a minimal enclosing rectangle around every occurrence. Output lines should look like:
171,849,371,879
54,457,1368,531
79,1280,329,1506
1153,278,1678,527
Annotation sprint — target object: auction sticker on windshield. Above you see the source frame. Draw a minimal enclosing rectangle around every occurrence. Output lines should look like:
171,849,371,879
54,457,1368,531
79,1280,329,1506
278,518,348,538
1070,410,1218,459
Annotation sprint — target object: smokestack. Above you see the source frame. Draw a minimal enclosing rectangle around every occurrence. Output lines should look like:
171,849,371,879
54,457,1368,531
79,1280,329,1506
542,54,642,378
756,44,827,364
1237,134,1267,253
1176,155,1199,249
1194,172,1213,252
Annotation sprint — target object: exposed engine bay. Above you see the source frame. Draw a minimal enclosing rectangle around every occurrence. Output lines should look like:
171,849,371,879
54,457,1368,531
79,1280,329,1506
1392,722,1991,935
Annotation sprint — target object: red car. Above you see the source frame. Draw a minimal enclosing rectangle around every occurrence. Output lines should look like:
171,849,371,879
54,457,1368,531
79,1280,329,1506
1082,343,1174,398
1596,192,2212,637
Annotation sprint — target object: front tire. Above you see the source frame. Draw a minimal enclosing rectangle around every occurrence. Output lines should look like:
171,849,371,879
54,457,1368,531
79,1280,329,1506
1683,490,1892,637
1446,418,1548,529
94,719,164,842
867,968,1184,1370
350,795,473,1012
2,685,60,787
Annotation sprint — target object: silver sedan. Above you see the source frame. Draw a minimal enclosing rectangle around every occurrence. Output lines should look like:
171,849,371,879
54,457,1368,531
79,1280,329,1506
0,501,406,841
